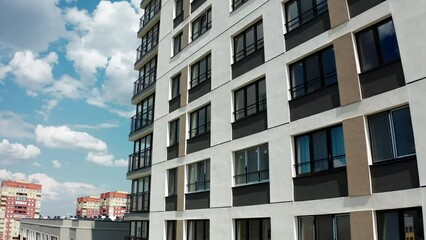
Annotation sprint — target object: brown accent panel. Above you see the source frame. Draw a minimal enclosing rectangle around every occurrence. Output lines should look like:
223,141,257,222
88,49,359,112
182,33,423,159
184,0,190,19
327,0,349,28
180,66,188,107
177,165,185,211
176,220,184,240
350,211,374,240
182,23,189,48
343,116,371,196
334,33,361,106
178,114,186,157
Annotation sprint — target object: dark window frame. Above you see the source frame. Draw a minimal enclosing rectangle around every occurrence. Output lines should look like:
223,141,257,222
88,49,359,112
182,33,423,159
187,160,210,193
131,94,155,134
171,74,181,100
169,119,180,146
175,0,184,19
174,31,184,56
298,214,350,240
134,57,157,97
377,207,424,240
129,221,149,240
187,220,209,240
235,218,271,240
189,104,211,138
289,46,337,99
130,176,151,212
233,78,267,121
294,124,346,176
129,134,153,172
284,0,328,32
140,0,161,30
232,0,249,11
167,220,177,240
234,144,269,185
137,23,160,61
168,168,178,196
192,8,212,41
190,54,211,88
233,20,264,63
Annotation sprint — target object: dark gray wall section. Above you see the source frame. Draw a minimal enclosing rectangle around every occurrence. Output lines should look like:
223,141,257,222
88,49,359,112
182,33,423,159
173,12,184,28
232,111,267,139
167,144,179,160
232,182,270,207
371,157,419,193
165,195,177,211
360,60,405,99
289,84,340,121
169,96,181,113
191,0,206,13
185,191,210,210
187,132,210,154
347,0,385,17
232,48,265,79
285,12,330,51
188,80,211,103
294,168,348,201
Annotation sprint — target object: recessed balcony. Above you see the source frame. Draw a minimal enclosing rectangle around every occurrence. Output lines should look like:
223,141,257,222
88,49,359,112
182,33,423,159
129,109,154,137
127,148,152,174
134,43,158,70
132,71,156,102
137,0,161,38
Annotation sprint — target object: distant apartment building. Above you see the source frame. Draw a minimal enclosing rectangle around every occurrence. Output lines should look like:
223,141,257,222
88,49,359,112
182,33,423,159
99,191,128,218
75,196,100,218
0,180,41,240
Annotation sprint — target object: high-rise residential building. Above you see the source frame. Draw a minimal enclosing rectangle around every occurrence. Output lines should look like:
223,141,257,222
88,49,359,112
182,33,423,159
0,180,41,240
99,191,129,218
126,0,426,239
76,196,100,218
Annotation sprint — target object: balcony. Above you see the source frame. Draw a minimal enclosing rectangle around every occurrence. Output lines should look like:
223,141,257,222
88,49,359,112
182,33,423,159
128,192,150,213
128,148,152,173
132,70,156,100
129,108,154,136
134,39,158,70
138,0,161,37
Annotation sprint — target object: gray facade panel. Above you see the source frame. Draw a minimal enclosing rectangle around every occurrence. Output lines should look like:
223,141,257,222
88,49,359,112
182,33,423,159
232,182,270,207
187,132,210,154
185,191,210,210
188,80,211,103
347,0,385,17
169,96,181,113
232,111,267,139
231,48,265,79
165,195,178,211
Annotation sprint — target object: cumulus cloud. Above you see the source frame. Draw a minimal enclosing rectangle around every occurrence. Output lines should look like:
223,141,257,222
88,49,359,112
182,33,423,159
35,125,107,152
52,160,61,169
44,75,86,99
32,162,42,167
0,111,34,139
73,122,119,130
36,99,59,120
86,152,127,167
0,0,65,52
0,139,41,164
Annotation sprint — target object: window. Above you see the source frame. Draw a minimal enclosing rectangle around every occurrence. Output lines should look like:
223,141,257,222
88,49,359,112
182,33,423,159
356,19,400,72
192,9,212,41
290,46,337,98
298,214,350,240
234,78,266,121
191,54,211,88
174,32,184,55
377,208,424,240
130,176,150,212
135,57,157,96
129,134,152,172
295,125,345,175
285,0,328,31
187,220,209,240
168,168,178,196
138,23,160,60
140,0,161,29
234,144,269,185
187,160,210,192
169,119,180,146
368,106,415,162
232,0,249,11
175,0,184,19
131,94,155,133
130,221,149,239
171,74,181,100
189,104,211,138
235,218,270,240
234,20,264,63
167,220,177,240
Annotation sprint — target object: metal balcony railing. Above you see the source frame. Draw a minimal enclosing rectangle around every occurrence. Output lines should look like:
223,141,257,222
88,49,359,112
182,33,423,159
133,68,156,98
127,192,150,213
139,0,161,32
128,148,152,173
129,107,154,134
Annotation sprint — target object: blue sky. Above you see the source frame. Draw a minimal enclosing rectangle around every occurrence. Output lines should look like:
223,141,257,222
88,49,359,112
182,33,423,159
0,0,142,216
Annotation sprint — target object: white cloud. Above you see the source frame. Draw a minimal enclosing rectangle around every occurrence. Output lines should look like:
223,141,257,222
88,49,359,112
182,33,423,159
0,139,41,164
86,152,127,167
32,162,42,167
35,125,107,152
52,160,62,169
0,0,65,52
0,111,34,139
0,64,11,81
36,99,59,120
44,75,86,99
73,122,119,130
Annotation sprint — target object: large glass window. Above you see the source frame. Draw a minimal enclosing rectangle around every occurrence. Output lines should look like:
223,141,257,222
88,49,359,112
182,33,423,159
187,220,209,240
129,221,149,240
140,0,161,29
171,74,181,100
356,19,400,72
134,57,157,96
285,0,328,31
295,125,346,175
234,144,269,185
138,23,160,60
169,119,180,146
289,46,337,98
174,32,184,56
232,0,249,11
175,0,184,18
130,176,150,212
234,78,266,121
192,8,212,41
368,106,415,163
187,160,210,192
236,218,270,240
167,220,177,240
234,20,264,62
377,208,424,240
298,214,350,240
191,54,211,88
189,105,211,138
129,134,153,172
168,168,178,196
131,94,155,133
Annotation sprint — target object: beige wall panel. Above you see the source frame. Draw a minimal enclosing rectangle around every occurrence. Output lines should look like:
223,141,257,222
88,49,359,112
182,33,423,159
177,220,184,240
177,165,185,211
343,116,371,196
350,210,374,240
180,66,188,107
184,0,190,19
334,33,361,106
182,23,189,48
178,114,187,157
328,0,349,28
